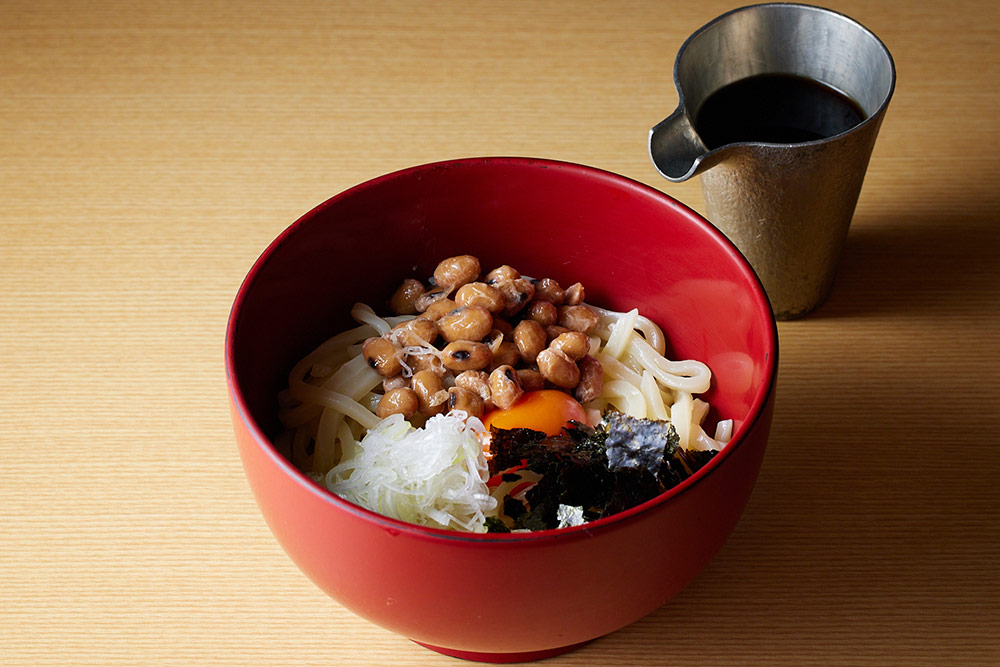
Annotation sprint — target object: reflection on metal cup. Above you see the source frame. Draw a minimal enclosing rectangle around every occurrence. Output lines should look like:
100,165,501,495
649,3,895,319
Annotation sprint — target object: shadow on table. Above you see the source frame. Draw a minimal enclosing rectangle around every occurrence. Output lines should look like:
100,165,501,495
810,204,1000,319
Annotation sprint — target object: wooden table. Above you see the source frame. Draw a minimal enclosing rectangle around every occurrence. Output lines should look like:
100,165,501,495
3,1,997,664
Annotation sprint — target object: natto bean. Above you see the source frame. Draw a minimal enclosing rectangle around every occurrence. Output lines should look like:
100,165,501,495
441,340,493,371
388,278,425,316
437,305,493,343
362,336,403,377
536,347,580,389
488,365,524,411
376,387,419,419
433,255,480,292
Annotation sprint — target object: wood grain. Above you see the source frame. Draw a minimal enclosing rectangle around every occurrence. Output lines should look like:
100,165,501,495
2,1,998,664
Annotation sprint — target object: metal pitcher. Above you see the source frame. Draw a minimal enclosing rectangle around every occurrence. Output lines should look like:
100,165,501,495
649,3,895,319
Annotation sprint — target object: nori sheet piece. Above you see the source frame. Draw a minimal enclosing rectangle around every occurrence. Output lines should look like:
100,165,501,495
488,425,613,530
487,414,718,531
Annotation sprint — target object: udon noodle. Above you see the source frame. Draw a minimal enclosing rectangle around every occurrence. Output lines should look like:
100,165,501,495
276,301,730,475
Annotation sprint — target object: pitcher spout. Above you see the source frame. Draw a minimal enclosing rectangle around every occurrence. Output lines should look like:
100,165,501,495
649,107,709,182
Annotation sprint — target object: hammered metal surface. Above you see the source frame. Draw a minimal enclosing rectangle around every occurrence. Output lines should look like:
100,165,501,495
700,119,883,319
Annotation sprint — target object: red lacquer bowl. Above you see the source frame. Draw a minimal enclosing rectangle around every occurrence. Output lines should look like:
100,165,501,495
226,157,778,662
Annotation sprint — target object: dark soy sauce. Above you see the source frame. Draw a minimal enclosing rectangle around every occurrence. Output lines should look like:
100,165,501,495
694,73,866,149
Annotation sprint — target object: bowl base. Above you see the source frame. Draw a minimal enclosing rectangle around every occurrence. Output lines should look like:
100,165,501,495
413,639,592,663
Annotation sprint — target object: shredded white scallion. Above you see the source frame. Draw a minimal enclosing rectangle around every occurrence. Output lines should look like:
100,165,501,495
324,412,496,532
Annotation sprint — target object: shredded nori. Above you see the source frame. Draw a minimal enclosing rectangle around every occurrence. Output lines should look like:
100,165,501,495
487,413,718,531
484,516,511,533
502,495,527,521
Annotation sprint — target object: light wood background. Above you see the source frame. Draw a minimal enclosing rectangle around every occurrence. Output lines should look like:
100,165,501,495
2,1,998,664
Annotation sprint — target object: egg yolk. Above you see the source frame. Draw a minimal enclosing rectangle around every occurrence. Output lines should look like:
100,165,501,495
482,390,588,436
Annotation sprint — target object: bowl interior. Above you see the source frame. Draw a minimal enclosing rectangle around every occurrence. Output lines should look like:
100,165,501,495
228,157,776,507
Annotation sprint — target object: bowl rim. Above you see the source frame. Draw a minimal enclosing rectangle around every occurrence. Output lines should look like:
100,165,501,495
225,156,779,543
